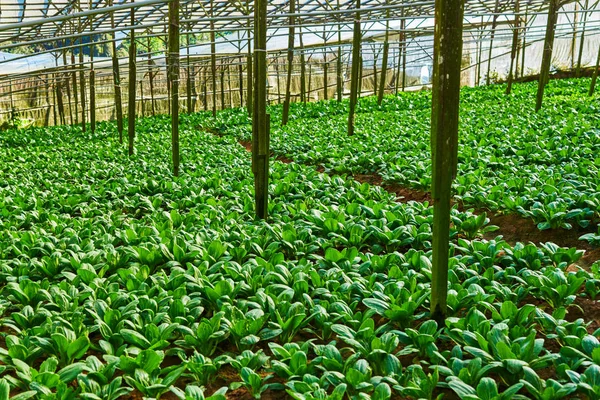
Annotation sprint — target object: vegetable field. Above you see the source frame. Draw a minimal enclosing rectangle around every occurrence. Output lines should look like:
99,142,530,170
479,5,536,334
1,79,600,400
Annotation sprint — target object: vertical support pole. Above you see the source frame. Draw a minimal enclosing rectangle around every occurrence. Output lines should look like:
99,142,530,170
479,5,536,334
210,0,217,117
110,0,124,142
78,33,86,131
589,44,600,96
186,11,192,114
56,74,66,125
299,27,306,104
169,0,180,175
358,56,363,97
402,21,407,91
128,0,136,155
476,16,483,86
203,67,208,111
253,0,269,219
140,80,145,116
308,63,312,101
71,41,79,126
485,0,500,85
228,62,234,107
220,67,226,110
282,0,295,125
336,0,343,102
90,34,96,133
577,0,589,77
430,0,464,323
323,60,329,100
506,0,520,95
536,0,559,112
347,0,361,136
239,58,244,107
373,48,378,96
247,15,253,116
571,3,578,70
147,35,156,116
520,5,528,79
274,60,281,103
378,1,390,105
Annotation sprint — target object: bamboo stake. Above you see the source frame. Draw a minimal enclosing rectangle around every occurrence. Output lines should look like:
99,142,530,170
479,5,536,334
378,1,390,105
347,0,361,136
282,0,295,125
571,3,578,70
128,0,136,155
110,0,124,142
589,44,600,96
373,49,378,97
430,0,465,324
275,60,281,103
506,0,520,95
476,16,483,86
402,19,407,91
169,0,180,175
253,0,269,219
536,0,559,112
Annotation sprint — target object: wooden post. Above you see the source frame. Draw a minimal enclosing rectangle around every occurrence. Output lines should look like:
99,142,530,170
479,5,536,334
128,0,136,155
373,48,378,97
571,3,577,70
186,31,193,113
282,0,295,125
238,58,244,107
336,0,343,102
203,67,208,111
247,16,253,116
378,2,390,105
476,16,483,86
506,0,520,95
347,0,361,136
430,0,465,324
402,20,407,91
71,44,79,126
536,0,559,112
110,0,124,142
590,44,600,96
56,74,66,125
577,0,589,77
90,36,96,133
358,56,363,97
210,0,217,117
147,36,156,116
253,0,269,219
78,37,86,132
323,61,329,100
486,0,500,85
521,5,528,79
299,27,307,104
275,60,281,103
169,0,180,175
220,67,225,110
227,62,233,108
308,63,312,102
